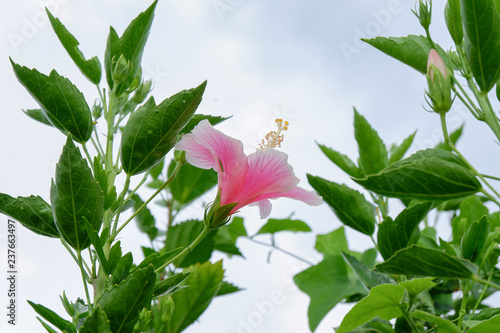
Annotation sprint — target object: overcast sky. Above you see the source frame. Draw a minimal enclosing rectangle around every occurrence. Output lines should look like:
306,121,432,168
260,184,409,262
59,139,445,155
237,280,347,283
1,1,499,332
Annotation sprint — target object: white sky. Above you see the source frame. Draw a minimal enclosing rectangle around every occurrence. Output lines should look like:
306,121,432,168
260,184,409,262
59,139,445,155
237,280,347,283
1,0,499,332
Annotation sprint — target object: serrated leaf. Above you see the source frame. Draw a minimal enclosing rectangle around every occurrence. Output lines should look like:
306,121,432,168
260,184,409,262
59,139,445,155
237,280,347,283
308,175,376,235
436,125,464,151
354,109,388,175
107,241,123,274
215,280,242,297
46,9,101,84
294,255,366,332
163,220,216,268
256,218,311,235
467,314,500,333
336,284,404,333
0,193,59,238
166,261,224,333
411,310,461,333
80,307,111,333
97,265,156,333
11,60,92,143
354,149,481,200
399,277,436,299
51,137,103,250
180,114,230,135
462,215,490,262
378,201,433,260
104,1,157,93
452,195,489,243
460,0,500,92
341,250,392,291
315,227,349,257
153,272,190,298
446,0,464,45
28,301,76,333
317,143,361,178
121,81,206,175
23,108,62,130
375,245,477,278
130,194,158,241
389,130,416,164
363,35,451,74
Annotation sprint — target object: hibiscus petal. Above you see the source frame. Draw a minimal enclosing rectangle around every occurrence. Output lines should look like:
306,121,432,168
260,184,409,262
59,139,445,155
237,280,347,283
249,199,273,219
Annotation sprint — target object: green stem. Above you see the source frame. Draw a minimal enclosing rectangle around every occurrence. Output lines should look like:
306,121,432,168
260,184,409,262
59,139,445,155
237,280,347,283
400,305,419,332
471,265,495,317
248,237,314,266
76,250,93,312
469,82,500,142
155,224,212,273
472,275,500,291
111,159,185,241
123,172,149,203
481,173,500,182
112,174,131,236
457,281,472,330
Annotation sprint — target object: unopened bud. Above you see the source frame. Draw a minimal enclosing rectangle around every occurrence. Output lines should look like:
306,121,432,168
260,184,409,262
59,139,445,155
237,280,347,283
92,99,103,120
412,0,432,31
204,191,238,229
425,49,453,113
133,80,153,103
112,54,132,84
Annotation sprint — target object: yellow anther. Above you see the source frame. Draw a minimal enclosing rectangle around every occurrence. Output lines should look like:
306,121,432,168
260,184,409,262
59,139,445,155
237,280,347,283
258,119,290,151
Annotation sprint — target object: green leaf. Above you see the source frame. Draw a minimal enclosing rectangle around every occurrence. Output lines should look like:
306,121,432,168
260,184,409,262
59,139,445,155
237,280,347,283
308,175,376,235
111,252,133,286
363,35,451,74
460,0,500,92
163,220,216,268
10,60,93,143
452,195,489,243
256,218,311,235
166,261,224,333
23,108,61,129
375,245,477,278
97,265,156,333
107,241,123,274
389,130,416,164
153,272,190,298
0,193,59,238
83,218,108,274
462,215,490,262
435,124,464,151
121,81,207,175
180,114,230,135
317,143,361,178
445,0,464,45
315,226,349,257
294,255,366,332
130,194,158,241
46,9,101,84
168,160,218,207
215,280,243,297
354,149,481,200
36,318,59,333
378,201,433,260
354,108,388,175
80,307,111,333
336,284,404,333
341,251,392,291
467,314,500,333
50,138,103,250
104,1,157,92
213,217,247,257
411,310,461,333
28,301,76,333
399,277,436,299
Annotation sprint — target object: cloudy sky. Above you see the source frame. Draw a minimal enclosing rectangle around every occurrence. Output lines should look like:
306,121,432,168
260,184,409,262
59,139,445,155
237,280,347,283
1,0,499,332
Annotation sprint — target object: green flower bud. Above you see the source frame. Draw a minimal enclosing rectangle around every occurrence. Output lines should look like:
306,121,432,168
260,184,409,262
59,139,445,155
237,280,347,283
112,54,132,84
92,99,103,120
133,80,153,103
412,0,432,31
425,49,453,114
203,191,238,229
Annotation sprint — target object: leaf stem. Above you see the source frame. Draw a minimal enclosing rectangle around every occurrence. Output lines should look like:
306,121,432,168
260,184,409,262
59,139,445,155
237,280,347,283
76,250,93,312
247,237,315,266
111,174,132,236
472,275,500,291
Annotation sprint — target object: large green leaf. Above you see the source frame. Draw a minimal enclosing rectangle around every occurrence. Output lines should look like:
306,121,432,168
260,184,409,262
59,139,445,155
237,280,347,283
28,301,76,333
104,1,157,92
375,245,477,278
294,255,366,332
336,284,405,333
317,143,361,178
97,265,156,333
315,226,349,257
10,60,92,143
388,130,416,164
256,218,311,235
166,261,224,333
363,35,451,74
0,194,58,238
354,109,388,175
80,307,111,333
121,81,206,175
461,215,490,262
460,0,500,92
46,9,101,84
308,175,376,235
354,149,481,200
445,0,464,45
50,138,103,250
378,201,433,260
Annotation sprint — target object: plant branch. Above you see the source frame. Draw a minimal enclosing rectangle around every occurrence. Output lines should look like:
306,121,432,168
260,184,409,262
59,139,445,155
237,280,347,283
248,237,315,266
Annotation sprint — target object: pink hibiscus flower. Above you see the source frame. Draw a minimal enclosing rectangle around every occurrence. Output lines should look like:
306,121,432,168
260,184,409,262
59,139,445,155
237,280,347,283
175,119,322,228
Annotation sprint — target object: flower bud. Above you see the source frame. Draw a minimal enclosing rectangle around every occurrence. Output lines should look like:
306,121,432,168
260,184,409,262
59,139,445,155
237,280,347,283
412,0,432,31
133,80,153,103
204,191,238,229
92,99,103,120
426,49,453,113
112,54,132,84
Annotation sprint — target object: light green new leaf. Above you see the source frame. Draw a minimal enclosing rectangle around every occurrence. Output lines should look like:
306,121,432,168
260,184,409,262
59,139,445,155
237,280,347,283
294,255,366,332
336,284,405,333
446,0,464,45
97,265,156,333
375,245,477,278
11,60,92,143
317,143,361,178
467,314,500,333
389,130,416,164
411,310,461,333
399,277,436,299
308,175,376,235
452,195,489,243
46,9,101,84
28,301,76,333
80,307,111,333
121,81,206,175
355,149,481,200
354,109,388,175
315,227,349,257
256,218,311,235
0,193,59,238
166,261,224,333
460,0,500,92
50,138,103,250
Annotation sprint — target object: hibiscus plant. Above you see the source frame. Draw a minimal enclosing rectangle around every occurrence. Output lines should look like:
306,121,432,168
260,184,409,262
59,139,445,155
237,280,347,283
2,0,500,332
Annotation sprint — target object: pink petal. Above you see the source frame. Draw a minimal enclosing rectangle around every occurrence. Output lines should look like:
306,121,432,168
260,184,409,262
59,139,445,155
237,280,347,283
249,199,273,219
427,49,447,79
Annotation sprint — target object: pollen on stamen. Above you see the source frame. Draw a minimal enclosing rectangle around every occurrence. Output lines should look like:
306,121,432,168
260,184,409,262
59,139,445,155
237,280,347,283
259,118,289,151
